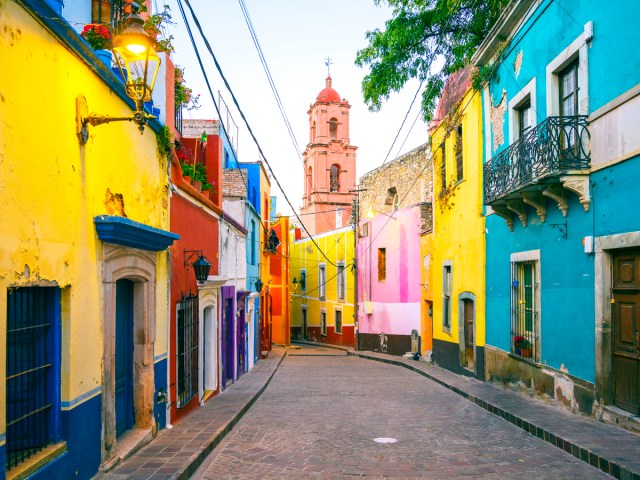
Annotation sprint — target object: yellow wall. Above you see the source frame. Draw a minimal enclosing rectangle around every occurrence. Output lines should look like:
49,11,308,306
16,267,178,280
289,227,355,337
420,232,434,355
431,88,486,348
0,0,170,425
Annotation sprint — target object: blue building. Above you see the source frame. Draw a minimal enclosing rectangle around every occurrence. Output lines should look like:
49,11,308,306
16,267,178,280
475,0,640,420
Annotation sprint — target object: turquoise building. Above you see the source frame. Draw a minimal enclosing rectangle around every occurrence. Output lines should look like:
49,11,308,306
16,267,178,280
475,0,640,419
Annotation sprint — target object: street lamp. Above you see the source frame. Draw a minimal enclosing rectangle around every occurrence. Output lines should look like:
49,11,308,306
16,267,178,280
76,2,161,143
184,250,212,284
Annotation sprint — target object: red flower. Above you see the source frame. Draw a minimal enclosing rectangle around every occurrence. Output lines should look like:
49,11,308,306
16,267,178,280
81,24,111,50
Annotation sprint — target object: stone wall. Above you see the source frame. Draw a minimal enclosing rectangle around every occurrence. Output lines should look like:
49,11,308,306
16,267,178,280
222,169,247,198
358,143,433,217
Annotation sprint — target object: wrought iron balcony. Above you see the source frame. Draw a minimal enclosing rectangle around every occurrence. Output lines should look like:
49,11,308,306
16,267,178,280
484,116,590,205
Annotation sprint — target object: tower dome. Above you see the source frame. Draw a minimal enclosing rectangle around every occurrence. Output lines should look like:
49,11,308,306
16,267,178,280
316,76,341,103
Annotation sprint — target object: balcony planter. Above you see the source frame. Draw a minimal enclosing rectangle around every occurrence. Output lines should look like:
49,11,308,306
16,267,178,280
191,180,202,192
95,49,112,68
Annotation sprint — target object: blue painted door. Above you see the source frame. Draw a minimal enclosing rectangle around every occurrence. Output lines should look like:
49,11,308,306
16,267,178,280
225,299,234,383
115,279,134,437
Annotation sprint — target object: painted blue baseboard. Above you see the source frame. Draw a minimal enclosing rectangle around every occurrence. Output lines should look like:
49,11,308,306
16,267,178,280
154,359,167,431
0,442,6,480
24,394,101,480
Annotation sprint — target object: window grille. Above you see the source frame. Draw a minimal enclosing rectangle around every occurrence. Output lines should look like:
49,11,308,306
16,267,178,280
559,60,580,157
337,264,346,300
175,104,183,134
511,261,538,361
319,266,326,300
455,125,464,182
321,311,327,336
330,164,340,192
335,310,343,334
6,287,60,471
443,265,452,329
177,292,199,408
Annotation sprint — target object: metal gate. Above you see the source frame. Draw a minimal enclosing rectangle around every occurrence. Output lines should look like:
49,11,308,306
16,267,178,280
177,292,199,408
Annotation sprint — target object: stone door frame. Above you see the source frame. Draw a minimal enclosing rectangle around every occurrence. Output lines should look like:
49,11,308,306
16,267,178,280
594,231,640,412
101,244,157,462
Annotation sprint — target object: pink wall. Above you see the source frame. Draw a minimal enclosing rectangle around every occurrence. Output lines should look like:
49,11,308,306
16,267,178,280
357,207,422,335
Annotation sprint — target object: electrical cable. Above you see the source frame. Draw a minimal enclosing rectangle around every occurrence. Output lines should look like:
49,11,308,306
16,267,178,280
178,0,337,266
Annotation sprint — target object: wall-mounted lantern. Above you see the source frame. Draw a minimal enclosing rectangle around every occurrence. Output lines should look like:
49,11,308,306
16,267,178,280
292,271,305,292
76,2,161,143
184,250,211,284
251,277,264,293
264,229,281,254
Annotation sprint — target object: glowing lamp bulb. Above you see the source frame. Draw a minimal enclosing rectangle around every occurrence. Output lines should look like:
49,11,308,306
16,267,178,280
126,43,146,54
367,207,375,219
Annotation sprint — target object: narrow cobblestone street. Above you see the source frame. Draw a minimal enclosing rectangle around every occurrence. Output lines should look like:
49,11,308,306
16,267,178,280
192,345,609,479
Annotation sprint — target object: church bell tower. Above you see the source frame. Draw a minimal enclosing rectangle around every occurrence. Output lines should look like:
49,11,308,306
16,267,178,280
300,76,357,236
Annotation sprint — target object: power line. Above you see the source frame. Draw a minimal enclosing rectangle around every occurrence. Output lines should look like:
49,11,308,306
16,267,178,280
178,0,337,267
235,0,337,233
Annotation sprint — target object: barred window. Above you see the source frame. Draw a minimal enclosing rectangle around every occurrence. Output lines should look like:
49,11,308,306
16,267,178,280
443,265,452,330
319,265,326,300
177,292,199,408
440,144,447,192
321,311,327,336
337,263,346,300
6,287,61,471
378,248,386,282
455,125,464,182
335,310,343,334
511,260,538,361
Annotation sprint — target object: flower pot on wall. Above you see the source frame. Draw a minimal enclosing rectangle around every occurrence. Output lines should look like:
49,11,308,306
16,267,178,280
183,176,192,184
191,181,202,192
520,347,532,359
95,49,112,68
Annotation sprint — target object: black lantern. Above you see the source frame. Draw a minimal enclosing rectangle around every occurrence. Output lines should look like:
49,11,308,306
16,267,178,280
253,278,264,293
184,250,211,284
292,277,299,292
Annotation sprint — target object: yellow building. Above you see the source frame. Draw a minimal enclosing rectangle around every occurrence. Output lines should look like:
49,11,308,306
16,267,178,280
0,3,176,478
430,68,486,379
290,226,355,348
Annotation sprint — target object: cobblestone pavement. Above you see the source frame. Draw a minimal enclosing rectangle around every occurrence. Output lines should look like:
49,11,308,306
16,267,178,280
192,345,609,479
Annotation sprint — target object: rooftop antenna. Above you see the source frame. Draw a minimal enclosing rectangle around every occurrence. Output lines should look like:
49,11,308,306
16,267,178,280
324,57,333,76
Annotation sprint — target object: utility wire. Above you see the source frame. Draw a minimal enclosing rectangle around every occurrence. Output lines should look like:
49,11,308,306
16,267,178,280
178,0,337,266
236,0,337,233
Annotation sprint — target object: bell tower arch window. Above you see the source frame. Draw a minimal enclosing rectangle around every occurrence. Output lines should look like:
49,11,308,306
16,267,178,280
329,117,338,140
330,164,340,192
307,166,313,197
311,121,316,143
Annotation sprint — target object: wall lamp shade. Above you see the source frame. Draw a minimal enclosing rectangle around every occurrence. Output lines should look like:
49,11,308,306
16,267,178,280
112,6,160,106
253,278,264,293
192,255,212,283
184,249,211,284
76,2,160,143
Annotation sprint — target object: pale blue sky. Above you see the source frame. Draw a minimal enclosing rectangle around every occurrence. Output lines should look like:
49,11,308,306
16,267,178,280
163,0,427,216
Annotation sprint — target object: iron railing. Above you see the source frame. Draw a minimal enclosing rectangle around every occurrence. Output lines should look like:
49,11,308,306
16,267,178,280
177,292,198,408
484,116,590,204
6,287,58,471
175,106,183,134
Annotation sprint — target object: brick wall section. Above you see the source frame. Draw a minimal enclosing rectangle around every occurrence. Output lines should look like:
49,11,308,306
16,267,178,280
222,168,247,198
358,143,433,218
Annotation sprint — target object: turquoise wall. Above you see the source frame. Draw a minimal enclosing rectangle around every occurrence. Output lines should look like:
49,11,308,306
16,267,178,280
488,0,639,156
482,0,640,384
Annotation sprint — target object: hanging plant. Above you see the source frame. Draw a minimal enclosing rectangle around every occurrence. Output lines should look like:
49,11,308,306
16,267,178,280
141,3,175,53
175,66,201,110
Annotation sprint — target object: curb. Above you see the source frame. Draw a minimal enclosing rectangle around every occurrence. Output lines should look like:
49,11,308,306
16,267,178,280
290,339,353,353
176,350,287,480
349,350,639,480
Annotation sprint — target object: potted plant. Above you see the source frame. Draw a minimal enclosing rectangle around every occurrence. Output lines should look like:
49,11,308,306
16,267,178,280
175,66,201,111
80,23,112,67
142,4,175,53
514,335,532,358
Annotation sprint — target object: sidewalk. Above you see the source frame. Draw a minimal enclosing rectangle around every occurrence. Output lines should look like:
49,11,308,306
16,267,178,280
95,347,286,480
349,349,640,480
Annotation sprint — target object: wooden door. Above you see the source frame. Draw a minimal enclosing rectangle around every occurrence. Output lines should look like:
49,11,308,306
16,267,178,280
612,250,640,414
115,279,134,437
463,299,475,369
302,309,308,340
